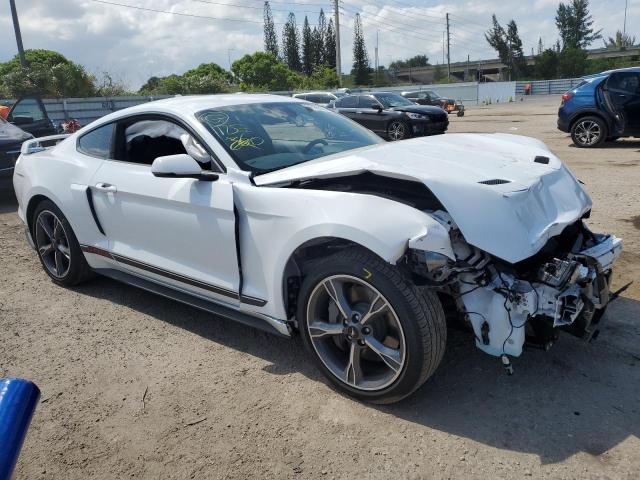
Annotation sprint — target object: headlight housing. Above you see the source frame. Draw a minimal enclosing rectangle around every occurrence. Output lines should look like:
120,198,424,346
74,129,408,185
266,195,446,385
406,112,427,120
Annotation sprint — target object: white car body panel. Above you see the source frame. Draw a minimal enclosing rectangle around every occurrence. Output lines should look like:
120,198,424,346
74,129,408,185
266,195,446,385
12,94,621,362
255,133,592,264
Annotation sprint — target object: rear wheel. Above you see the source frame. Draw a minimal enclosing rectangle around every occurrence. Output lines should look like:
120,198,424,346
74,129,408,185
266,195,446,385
32,200,92,286
387,120,410,141
571,116,607,148
298,249,446,404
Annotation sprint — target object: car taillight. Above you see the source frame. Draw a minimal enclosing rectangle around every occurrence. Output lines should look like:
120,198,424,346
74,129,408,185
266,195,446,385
561,92,574,103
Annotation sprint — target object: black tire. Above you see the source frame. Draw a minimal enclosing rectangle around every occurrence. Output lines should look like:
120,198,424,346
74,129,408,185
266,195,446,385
457,110,465,117
571,116,607,148
606,136,620,142
386,120,411,141
32,199,93,286
297,248,447,404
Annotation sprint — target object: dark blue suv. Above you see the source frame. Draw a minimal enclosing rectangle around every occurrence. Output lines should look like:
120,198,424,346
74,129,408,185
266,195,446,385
558,67,640,147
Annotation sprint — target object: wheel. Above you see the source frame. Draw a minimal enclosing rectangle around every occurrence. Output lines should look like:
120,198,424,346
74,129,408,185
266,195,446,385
457,110,465,117
387,120,410,141
298,248,447,404
571,116,607,148
32,200,92,286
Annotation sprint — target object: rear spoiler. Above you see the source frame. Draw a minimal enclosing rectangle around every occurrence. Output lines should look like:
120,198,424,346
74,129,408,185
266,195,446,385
20,134,70,155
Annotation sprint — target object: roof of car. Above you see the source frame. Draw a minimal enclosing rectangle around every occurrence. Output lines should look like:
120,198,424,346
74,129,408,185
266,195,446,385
583,66,640,79
84,94,306,127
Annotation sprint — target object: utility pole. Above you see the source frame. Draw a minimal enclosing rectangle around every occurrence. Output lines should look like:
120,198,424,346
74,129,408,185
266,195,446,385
9,0,27,67
227,48,235,70
445,13,451,80
442,31,445,65
374,30,379,85
334,0,341,86
623,0,628,36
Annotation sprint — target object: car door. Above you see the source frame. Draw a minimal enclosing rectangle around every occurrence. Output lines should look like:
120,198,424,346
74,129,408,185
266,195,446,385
7,96,56,138
352,96,384,133
88,114,241,306
335,95,358,120
603,72,640,134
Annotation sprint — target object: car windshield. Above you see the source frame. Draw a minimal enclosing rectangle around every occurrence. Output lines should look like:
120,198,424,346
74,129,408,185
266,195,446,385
373,93,415,108
197,102,382,174
426,90,442,99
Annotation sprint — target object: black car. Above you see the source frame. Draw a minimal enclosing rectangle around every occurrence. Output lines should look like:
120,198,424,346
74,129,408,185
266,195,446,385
0,116,32,192
5,96,56,138
330,92,448,141
401,90,465,117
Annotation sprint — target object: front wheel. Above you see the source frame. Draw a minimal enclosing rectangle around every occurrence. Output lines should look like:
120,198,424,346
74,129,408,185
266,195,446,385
298,249,446,404
571,116,607,148
387,120,410,141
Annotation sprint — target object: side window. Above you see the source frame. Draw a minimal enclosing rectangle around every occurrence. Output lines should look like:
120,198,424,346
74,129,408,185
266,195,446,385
338,96,357,108
9,98,45,122
306,94,322,104
358,96,378,108
77,123,114,159
111,118,212,168
318,94,332,103
607,73,640,94
405,92,417,99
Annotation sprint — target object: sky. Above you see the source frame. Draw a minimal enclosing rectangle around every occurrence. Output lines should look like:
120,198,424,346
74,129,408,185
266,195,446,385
0,0,637,89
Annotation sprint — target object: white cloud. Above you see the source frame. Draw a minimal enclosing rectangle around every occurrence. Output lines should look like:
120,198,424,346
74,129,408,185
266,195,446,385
0,0,637,89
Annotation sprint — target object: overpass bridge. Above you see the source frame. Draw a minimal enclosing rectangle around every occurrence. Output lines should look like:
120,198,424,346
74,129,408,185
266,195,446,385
394,46,640,83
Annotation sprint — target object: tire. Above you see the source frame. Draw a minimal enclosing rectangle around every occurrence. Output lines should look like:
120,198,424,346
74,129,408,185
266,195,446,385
571,116,607,148
32,199,93,286
606,136,620,142
297,248,446,404
387,120,410,141
457,110,465,117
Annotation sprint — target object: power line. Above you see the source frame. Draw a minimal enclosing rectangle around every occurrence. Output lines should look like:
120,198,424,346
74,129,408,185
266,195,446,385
89,0,323,25
340,9,441,44
190,0,321,13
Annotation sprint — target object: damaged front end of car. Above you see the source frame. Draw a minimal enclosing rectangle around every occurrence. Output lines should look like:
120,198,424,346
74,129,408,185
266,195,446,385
404,211,622,360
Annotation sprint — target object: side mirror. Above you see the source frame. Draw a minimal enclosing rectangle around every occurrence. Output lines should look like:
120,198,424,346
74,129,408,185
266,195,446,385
372,104,383,112
151,154,218,181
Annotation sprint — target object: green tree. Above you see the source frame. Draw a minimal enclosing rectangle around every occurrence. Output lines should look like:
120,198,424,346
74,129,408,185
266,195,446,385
506,20,528,78
555,0,601,49
0,49,95,97
603,30,637,49
485,14,509,65
138,62,230,95
389,55,429,70
263,1,279,59
303,65,340,89
558,46,588,77
325,18,336,69
351,13,371,85
538,37,544,55
301,16,314,75
232,51,301,91
95,72,133,97
313,10,327,67
282,13,302,72
184,62,232,83
534,49,559,78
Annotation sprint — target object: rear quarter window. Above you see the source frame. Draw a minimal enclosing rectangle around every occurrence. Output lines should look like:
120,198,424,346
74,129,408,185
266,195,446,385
77,123,114,158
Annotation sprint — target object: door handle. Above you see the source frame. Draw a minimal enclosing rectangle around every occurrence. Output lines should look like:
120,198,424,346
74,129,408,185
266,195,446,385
95,182,117,193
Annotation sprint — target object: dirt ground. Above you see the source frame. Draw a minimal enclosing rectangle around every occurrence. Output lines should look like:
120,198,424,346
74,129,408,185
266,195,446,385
1,96,639,479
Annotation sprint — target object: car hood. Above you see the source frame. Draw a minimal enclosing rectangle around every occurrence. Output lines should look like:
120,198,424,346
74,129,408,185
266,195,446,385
390,105,446,115
0,120,32,147
254,133,592,263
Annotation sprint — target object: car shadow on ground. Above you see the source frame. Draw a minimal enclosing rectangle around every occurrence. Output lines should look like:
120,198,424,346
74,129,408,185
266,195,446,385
568,139,640,151
0,191,17,214
75,276,640,465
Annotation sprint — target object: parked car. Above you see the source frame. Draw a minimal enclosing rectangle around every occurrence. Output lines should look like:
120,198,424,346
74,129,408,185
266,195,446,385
292,91,346,107
0,116,32,191
401,90,465,117
13,95,621,403
330,92,448,140
558,67,640,147
5,96,57,138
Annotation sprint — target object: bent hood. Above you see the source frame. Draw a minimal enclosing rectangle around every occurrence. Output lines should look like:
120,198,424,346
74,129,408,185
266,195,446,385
254,133,592,264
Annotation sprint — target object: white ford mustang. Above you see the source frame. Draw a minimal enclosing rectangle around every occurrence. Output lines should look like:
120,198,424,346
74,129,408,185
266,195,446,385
13,95,622,403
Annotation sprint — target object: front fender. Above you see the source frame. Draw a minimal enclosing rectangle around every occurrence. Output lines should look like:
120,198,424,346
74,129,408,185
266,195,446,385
233,183,452,319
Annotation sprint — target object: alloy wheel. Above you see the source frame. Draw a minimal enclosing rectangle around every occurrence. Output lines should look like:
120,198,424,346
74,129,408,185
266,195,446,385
574,120,601,146
306,275,406,391
388,122,406,141
35,210,71,278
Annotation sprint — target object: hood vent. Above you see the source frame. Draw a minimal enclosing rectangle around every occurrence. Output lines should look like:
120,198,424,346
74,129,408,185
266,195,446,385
478,179,511,185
